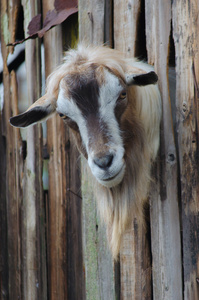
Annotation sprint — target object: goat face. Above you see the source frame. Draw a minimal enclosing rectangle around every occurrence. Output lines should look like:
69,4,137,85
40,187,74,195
9,45,158,189
57,66,126,187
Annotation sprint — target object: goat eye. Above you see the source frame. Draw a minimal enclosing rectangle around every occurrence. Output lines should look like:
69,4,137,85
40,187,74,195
59,113,68,120
119,91,127,100
58,112,68,120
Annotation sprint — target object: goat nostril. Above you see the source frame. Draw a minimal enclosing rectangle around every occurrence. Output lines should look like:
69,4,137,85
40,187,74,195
94,154,113,169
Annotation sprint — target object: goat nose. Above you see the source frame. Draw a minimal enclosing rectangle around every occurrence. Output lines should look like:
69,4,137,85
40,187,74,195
93,154,113,169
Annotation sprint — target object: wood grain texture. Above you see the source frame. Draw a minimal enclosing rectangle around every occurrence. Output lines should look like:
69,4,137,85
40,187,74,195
0,4,21,298
43,1,85,299
42,6,66,296
120,221,152,300
172,1,199,299
0,0,47,299
145,1,183,299
81,165,116,300
21,1,47,299
114,0,141,57
79,0,105,45
0,2,22,298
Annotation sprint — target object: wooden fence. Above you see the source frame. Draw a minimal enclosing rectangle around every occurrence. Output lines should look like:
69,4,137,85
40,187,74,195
0,0,199,299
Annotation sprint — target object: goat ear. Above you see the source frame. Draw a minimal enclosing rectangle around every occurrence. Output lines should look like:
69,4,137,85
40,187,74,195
126,71,158,86
10,95,57,128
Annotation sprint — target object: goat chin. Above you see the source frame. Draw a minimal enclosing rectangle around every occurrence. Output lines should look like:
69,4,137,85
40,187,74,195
95,164,126,188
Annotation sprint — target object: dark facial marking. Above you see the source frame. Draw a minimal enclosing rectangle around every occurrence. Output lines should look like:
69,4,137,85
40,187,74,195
86,114,110,150
64,67,100,118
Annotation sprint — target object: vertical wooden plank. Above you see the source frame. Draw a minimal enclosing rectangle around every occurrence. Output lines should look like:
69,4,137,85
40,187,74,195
172,1,199,299
119,221,152,299
42,0,64,295
114,0,141,57
81,165,116,300
0,118,8,300
79,1,117,299
114,1,152,299
0,1,23,299
42,2,80,300
79,0,105,45
20,0,47,299
145,1,183,299
43,3,84,299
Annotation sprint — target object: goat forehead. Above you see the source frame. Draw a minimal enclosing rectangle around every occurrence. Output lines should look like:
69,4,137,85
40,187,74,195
65,68,123,115
64,68,99,116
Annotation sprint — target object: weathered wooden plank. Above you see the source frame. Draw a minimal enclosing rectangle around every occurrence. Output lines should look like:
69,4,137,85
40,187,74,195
81,164,116,300
79,0,105,45
145,1,183,299
0,1,23,299
120,220,152,300
79,1,117,299
114,0,141,57
43,2,83,300
172,1,199,299
0,114,8,300
20,1,47,299
42,11,65,297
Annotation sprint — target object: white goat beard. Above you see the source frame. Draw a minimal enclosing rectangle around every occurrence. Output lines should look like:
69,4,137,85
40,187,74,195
83,150,151,260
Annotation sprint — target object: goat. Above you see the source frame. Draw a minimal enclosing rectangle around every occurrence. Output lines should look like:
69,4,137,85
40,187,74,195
10,44,162,260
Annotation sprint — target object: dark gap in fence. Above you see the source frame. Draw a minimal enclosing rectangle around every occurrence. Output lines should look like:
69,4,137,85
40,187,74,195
62,13,78,51
135,0,147,61
15,5,25,42
44,190,50,300
143,201,153,298
168,20,177,142
104,0,113,47
114,259,121,300
22,140,27,160
169,19,185,295
168,20,179,207
8,5,25,74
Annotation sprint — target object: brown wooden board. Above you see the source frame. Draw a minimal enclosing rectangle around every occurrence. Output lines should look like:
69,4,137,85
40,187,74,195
172,1,199,298
43,1,84,299
145,1,183,299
